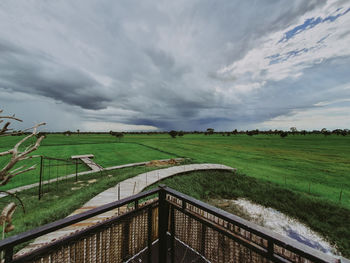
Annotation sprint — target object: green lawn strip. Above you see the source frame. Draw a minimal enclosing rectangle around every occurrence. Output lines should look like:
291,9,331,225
0,164,178,252
0,142,176,190
144,170,350,257
125,134,350,208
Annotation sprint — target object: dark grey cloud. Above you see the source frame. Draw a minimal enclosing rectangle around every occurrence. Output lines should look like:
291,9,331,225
0,0,348,131
0,39,111,110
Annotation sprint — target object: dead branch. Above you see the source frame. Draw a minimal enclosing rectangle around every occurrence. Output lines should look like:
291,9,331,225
0,110,23,136
0,116,46,185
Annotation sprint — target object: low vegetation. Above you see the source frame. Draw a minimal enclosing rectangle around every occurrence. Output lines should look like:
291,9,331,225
146,170,350,257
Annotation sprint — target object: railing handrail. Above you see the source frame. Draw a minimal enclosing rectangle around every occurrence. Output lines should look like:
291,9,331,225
0,187,159,250
0,185,345,263
163,186,339,263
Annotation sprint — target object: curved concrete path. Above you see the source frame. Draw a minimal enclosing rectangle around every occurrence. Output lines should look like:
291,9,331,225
0,158,185,199
16,163,235,257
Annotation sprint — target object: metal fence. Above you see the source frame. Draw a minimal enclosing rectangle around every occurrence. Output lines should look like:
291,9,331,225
38,156,86,200
0,186,346,263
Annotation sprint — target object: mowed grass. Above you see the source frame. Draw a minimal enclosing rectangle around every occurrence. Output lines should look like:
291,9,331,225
0,134,175,190
122,134,350,209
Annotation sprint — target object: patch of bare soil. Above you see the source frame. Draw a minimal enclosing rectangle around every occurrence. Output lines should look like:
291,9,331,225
145,159,179,167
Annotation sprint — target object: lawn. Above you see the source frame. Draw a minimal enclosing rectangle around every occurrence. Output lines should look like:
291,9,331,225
0,134,176,190
123,133,350,209
1,133,349,208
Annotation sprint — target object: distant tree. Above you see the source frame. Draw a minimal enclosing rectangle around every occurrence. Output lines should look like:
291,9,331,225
169,130,178,138
321,128,331,136
77,129,80,135
206,128,214,135
114,132,124,142
178,131,184,137
226,132,231,136
63,131,71,136
280,132,288,138
232,129,238,135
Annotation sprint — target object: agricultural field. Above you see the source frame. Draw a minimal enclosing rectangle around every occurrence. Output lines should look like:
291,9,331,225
1,133,349,207
0,134,175,190
1,133,350,256
124,133,350,209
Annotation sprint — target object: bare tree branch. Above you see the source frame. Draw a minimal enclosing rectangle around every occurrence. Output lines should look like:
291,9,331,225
0,109,45,186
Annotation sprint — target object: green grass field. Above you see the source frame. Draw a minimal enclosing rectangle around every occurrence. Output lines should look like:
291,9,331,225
1,133,349,207
1,133,349,256
123,133,350,209
0,135,175,190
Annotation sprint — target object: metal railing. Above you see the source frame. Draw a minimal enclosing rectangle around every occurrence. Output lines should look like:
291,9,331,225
0,185,346,263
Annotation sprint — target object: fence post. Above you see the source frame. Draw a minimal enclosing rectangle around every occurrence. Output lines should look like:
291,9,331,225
158,184,169,263
75,159,78,182
38,156,43,200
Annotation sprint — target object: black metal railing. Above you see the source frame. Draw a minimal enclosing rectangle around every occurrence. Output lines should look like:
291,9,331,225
0,185,346,263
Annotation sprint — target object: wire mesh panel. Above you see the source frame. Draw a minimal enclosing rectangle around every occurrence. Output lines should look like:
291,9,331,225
38,156,86,199
0,187,341,263
166,193,334,263
12,204,158,263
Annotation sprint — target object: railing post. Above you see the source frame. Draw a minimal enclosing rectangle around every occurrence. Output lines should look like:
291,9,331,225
267,239,274,259
170,205,175,263
158,185,168,263
75,159,78,182
4,247,13,263
38,156,43,200
121,220,130,260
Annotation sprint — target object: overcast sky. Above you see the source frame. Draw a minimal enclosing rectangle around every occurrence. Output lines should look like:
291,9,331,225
1,0,350,132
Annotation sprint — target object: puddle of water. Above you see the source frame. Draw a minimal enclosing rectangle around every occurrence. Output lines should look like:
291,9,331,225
221,198,339,256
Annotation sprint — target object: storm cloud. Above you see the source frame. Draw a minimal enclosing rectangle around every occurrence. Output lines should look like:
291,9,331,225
0,0,349,131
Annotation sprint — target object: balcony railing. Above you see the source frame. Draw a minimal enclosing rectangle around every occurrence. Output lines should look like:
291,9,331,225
0,185,347,263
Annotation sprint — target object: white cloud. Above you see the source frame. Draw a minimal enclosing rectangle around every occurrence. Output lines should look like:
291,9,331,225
81,121,158,132
259,106,350,130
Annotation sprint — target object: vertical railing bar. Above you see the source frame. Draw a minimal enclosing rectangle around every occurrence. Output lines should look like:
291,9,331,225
4,247,13,263
147,206,153,263
170,204,175,263
268,239,274,260
201,225,206,256
158,185,168,263
134,200,139,210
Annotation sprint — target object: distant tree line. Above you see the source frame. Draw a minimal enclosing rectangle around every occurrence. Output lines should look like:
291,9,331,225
12,127,349,138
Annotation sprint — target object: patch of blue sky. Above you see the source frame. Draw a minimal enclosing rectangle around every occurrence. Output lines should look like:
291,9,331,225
279,7,350,43
266,48,311,65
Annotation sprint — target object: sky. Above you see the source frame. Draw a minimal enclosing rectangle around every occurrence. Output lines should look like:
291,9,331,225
0,0,350,132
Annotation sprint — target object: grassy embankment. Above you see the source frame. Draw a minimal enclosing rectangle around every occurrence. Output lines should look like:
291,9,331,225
145,170,350,257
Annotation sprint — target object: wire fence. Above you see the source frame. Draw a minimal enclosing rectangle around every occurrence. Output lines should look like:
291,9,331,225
38,156,87,200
